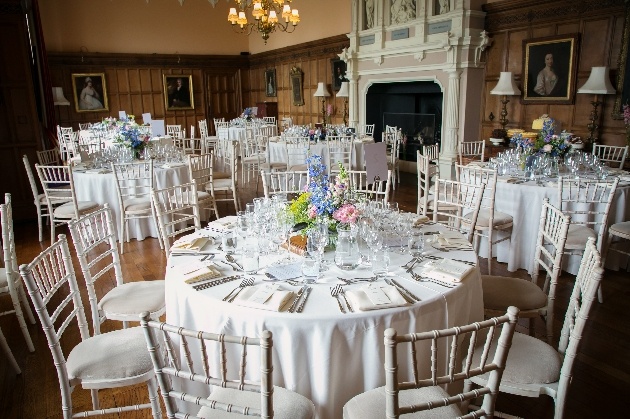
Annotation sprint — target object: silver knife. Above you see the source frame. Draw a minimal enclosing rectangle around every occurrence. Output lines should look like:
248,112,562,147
288,285,307,313
390,278,421,302
296,286,312,313
384,278,415,304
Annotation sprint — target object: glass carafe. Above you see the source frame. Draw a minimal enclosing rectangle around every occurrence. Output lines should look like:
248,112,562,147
334,224,361,270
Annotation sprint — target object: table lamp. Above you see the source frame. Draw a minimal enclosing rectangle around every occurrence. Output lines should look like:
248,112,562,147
336,82,349,126
577,66,616,143
490,72,521,131
313,82,331,126
52,87,70,106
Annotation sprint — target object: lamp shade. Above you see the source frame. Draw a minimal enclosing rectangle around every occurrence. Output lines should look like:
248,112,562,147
313,82,330,97
52,87,70,106
490,72,521,96
336,81,349,98
577,67,616,94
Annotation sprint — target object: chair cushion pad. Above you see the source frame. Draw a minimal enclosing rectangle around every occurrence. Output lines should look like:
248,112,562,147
122,197,152,212
610,221,630,239
98,281,165,317
482,275,548,311
53,201,99,218
212,179,233,189
198,385,315,419
465,210,513,228
66,327,153,383
565,225,596,250
471,332,561,385
213,171,230,179
343,385,462,418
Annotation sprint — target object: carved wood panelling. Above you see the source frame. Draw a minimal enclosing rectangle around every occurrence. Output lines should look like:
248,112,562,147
481,0,627,146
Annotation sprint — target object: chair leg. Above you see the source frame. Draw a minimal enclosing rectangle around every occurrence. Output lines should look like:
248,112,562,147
36,205,44,242
487,229,493,276
147,377,161,419
11,289,35,352
17,283,36,325
119,215,126,254
90,389,100,411
0,328,20,374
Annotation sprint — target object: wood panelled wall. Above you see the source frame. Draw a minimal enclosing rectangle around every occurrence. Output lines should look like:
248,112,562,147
49,35,350,132
481,0,627,146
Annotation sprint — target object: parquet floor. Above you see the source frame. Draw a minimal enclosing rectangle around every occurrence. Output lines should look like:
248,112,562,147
0,171,627,418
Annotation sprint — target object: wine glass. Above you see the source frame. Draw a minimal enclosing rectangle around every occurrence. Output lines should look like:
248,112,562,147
408,232,425,262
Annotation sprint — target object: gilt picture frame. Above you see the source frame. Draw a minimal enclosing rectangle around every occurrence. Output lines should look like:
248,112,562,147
522,34,579,104
290,67,304,106
265,69,277,97
71,73,108,113
613,8,630,119
331,59,348,91
163,75,194,111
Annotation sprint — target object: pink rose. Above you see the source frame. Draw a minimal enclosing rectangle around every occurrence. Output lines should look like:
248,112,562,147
543,144,553,152
333,204,359,224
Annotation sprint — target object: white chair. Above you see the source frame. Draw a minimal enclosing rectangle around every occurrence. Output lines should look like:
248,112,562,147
187,152,219,221
416,151,443,217
1,194,36,353
592,144,628,169
603,221,630,267
285,141,311,171
78,122,91,130
199,119,217,154
464,237,604,419
482,198,571,343
36,147,61,165
166,124,182,139
432,178,485,244
140,315,315,418
111,160,163,253
0,325,20,374
458,140,486,165
208,140,240,217
261,169,309,200
348,169,392,204
327,138,353,175
57,126,75,162
358,123,375,139
558,177,618,302
68,205,166,336
35,164,100,244
457,164,513,275
23,154,50,242
384,128,401,188
343,307,519,419
18,235,161,419
151,181,201,256
281,116,293,131
215,121,230,159
422,144,440,178
263,115,276,125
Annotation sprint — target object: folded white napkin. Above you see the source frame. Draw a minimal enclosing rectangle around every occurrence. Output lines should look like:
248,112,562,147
233,284,295,312
345,285,408,311
172,262,222,284
497,177,519,183
161,162,186,169
170,234,212,254
413,215,430,226
421,258,473,283
208,216,237,230
435,232,472,248
85,168,110,174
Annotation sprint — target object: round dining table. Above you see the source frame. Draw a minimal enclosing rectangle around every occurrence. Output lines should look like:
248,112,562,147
165,218,483,419
268,138,374,172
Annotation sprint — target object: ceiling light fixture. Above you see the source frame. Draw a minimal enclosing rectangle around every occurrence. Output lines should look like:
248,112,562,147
227,0,300,44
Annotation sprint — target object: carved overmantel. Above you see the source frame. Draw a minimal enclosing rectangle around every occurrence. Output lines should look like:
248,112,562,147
345,0,489,177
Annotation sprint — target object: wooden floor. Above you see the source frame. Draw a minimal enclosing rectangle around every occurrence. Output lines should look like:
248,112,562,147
1,171,628,418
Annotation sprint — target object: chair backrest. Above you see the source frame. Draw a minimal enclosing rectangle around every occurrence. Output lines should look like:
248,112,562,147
455,164,498,214
327,140,353,174
166,125,182,139
35,164,78,216
432,178,485,243
23,154,42,202
258,124,276,139
557,177,619,250
592,144,628,169
261,170,309,199
111,160,155,206
67,205,123,335
383,129,401,165
285,141,311,170
151,182,201,255
416,151,432,216
360,123,375,137
384,307,519,418
78,123,91,130
347,170,391,204
423,144,440,162
140,314,274,418
198,119,208,139
555,237,604,417
263,116,276,125
458,140,486,165
37,148,61,165
1,194,19,293
188,152,213,192
215,121,230,141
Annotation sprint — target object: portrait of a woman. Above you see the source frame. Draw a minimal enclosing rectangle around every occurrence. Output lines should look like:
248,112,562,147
79,77,104,110
72,73,108,112
534,53,560,96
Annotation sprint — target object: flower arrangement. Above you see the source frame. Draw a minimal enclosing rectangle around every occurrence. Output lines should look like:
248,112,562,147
112,119,150,152
288,155,359,231
241,107,253,120
623,104,630,145
510,117,570,157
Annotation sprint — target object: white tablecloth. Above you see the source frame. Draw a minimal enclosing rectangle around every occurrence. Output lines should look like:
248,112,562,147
73,163,190,241
165,222,483,419
268,139,374,171
486,180,630,274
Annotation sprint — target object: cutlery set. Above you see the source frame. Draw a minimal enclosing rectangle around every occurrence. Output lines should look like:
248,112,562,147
407,270,457,288
192,275,242,291
330,285,352,313
422,255,476,266
288,285,312,313
383,277,421,303
222,278,255,302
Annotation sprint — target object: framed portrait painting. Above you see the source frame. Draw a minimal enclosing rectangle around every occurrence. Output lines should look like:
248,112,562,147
331,59,348,91
613,8,630,119
522,34,579,104
71,73,108,113
265,69,277,97
290,67,304,106
163,75,194,110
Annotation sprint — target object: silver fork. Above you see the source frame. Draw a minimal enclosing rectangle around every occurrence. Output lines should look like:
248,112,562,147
225,278,255,302
330,285,346,313
338,286,353,313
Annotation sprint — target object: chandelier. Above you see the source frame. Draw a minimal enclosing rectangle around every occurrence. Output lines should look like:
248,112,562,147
228,0,300,44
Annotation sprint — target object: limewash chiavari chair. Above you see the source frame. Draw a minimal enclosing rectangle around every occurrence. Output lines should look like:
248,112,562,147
23,154,51,242
456,164,513,275
208,141,240,217
0,325,20,374
422,143,440,179
1,194,36,353
36,147,61,165
261,169,309,200
432,178,485,244
347,169,392,204
285,140,311,171
458,140,486,165
187,152,219,221
68,205,165,336
592,143,628,169
416,151,447,217
464,237,604,419
139,315,316,418
18,235,161,419
384,128,401,189
198,118,217,154
483,198,571,344
603,220,630,268
343,307,519,419
166,124,182,139
327,137,353,175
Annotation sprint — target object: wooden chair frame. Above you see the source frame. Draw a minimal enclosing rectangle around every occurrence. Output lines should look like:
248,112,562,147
23,154,51,242
592,144,628,169
432,178,484,244
458,140,486,165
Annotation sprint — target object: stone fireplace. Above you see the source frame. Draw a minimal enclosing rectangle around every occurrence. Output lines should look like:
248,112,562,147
342,0,489,176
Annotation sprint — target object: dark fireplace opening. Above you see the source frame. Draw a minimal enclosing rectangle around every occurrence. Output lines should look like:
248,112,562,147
365,81,443,161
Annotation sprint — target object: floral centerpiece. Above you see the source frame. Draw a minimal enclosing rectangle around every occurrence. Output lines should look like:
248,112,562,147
111,118,150,154
241,107,254,121
288,155,359,231
510,117,570,157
